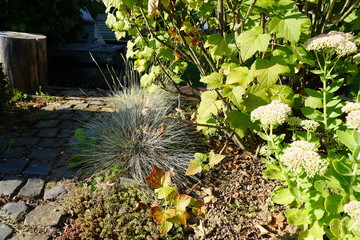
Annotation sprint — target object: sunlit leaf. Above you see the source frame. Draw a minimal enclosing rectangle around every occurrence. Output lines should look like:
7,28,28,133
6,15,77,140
198,90,223,117
158,220,173,235
155,185,176,199
252,56,290,87
145,166,172,189
284,208,311,226
175,210,190,225
208,151,226,167
149,206,176,225
171,193,192,212
200,72,224,89
237,26,271,61
271,187,295,204
226,110,251,138
226,67,253,87
185,153,208,175
205,33,231,58
190,198,206,215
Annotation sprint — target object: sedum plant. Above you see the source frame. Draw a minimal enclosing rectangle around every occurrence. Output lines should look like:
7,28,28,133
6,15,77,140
72,87,199,187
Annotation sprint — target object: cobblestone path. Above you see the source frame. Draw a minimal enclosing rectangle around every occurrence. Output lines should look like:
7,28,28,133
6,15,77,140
0,92,113,240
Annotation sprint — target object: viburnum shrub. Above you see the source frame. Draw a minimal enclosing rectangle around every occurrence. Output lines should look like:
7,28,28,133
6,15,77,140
254,32,360,239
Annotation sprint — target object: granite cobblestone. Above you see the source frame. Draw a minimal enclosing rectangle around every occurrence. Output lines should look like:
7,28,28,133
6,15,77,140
0,94,112,239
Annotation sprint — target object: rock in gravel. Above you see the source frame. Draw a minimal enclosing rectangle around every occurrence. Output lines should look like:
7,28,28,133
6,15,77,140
0,202,28,221
18,179,45,199
43,183,67,200
0,178,24,197
0,223,13,240
24,204,63,227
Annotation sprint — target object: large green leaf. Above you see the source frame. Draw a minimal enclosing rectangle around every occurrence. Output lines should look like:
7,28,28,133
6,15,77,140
205,33,231,59
252,56,290,87
243,85,270,111
198,91,223,117
226,110,251,138
226,67,253,87
222,86,246,109
271,187,295,204
324,194,343,214
200,72,224,89
269,10,309,43
236,26,271,61
269,85,294,106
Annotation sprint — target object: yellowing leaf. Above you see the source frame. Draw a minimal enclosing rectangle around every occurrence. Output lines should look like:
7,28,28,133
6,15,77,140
226,67,253,87
172,193,192,211
200,72,224,89
236,27,271,61
158,220,173,235
145,166,172,189
185,159,203,175
190,199,206,215
175,210,190,225
208,151,226,167
149,206,176,224
198,90,223,117
155,186,176,199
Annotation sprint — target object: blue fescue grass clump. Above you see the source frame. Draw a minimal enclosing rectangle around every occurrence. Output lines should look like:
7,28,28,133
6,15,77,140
75,87,199,186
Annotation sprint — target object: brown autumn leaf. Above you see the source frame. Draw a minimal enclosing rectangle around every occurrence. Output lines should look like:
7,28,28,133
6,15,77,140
149,206,177,224
145,166,172,189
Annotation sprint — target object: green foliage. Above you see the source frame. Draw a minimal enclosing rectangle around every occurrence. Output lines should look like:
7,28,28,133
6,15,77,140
63,170,184,240
0,63,12,112
11,89,30,102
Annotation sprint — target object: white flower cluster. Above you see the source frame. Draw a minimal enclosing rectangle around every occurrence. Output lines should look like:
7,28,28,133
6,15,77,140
251,100,292,126
304,31,358,57
342,102,360,131
300,120,320,131
344,201,360,229
259,145,273,157
281,140,328,177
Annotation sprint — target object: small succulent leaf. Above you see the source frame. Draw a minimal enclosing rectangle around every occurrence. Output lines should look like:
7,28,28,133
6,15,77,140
263,163,286,180
332,158,353,176
252,56,290,88
172,193,192,212
324,194,343,214
145,166,172,189
149,206,177,225
300,107,323,121
226,67,253,87
298,221,325,239
236,26,271,61
336,130,357,151
284,208,311,226
200,72,224,89
329,218,341,238
155,186,176,199
157,220,173,235
271,187,295,204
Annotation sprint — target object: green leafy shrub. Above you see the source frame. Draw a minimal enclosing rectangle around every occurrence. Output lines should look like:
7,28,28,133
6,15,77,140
72,87,200,186
0,63,12,112
62,171,184,240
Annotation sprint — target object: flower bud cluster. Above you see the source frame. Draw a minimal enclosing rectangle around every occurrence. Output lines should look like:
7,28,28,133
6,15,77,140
300,120,320,132
251,100,292,126
281,140,327,177
344,201,360,230
304,31,358,57
342,102,360,130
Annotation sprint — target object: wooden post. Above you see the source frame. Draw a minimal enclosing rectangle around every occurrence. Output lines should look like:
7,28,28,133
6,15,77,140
0,31,47,94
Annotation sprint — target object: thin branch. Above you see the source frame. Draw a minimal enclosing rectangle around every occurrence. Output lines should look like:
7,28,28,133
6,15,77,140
339,0,360,22
238,0,257,33
321,0,336,33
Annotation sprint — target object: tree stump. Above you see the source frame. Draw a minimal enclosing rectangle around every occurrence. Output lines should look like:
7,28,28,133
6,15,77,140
0,31,47,94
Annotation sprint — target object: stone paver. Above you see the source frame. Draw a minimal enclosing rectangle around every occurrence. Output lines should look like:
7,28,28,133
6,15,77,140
35,128,59,138
12,138,41,147
28,149,59,162
18,179,45,199
33,120,61,129
24,204,63,227
43,183,67,200
10,234,49,240
0,159,28,175
37,139,66,148
0,148,26,159
0,223,13,240
23,162,52,177
0,202,28,221
0,178,24,197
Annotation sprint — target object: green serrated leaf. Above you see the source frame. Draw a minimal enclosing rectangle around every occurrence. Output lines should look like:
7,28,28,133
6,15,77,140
223,86,246,109
236,26,271,61
269,85,294,106
200,72,224,89
252,56,290,87
226,67,253,87
205,33,231,58
226,110,251,138
208,151,226,167
198,91,223,117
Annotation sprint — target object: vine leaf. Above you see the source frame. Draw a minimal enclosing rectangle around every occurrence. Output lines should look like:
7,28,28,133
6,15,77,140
145,166,172,189
226,67,253,87
236,26,271,61
223,86,246,109
208,151,226,167
269,10,309,43
172,193,192,212
158,220,173,235
155,185,176,199
185,153,208,175
174,210,190,225
226,110,251,138
205,33,231,59
252,56,290,88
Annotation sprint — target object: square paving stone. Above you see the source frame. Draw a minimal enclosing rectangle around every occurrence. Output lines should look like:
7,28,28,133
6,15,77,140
50,166,78,180
19,129,39,138
0,147,26,159
37,138,66,148
18,179,45,199
33,120,62,129
35,128,59,138
0,202,28,221
58,121,82,130
24,203,63,227
0,223,13,240
23,162,52,177
57,129,73,139
28,148,59,162
0,159,28,175
13,138,41,147
0,178,24,196
10,234,50,240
